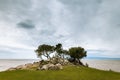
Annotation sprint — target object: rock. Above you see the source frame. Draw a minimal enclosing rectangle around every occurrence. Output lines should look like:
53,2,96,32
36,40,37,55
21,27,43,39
50,57,59,64
7,67,17,71
85,63,89,67
40,63,63,70
6,62,40,71
25,63,33,68
56,63,63,70
6,59,65,71
32,62,39,68
15,63,34,70
36,67,41,70
16,65,27,70
64,59,69,63
41,64,49,70
41,63,55,70
48,64,56,70
16,65,24,69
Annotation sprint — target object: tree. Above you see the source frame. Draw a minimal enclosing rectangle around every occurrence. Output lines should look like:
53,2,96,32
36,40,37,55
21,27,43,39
61,49,68,62
35,44,54,59
55,43,63,57
68,47,87,65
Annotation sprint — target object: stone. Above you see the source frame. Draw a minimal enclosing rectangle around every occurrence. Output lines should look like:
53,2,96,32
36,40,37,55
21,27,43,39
21,65,27,69
48,64,55,70
16,65,24,69
56,63,63,70
32,62,39,68
7,67,17,71
40,63,63,70
41,64,49,70
6,59,65,71
25,63,33,68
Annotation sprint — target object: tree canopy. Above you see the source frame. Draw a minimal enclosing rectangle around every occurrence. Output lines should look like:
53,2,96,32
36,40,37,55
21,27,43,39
35,43,87,65
69,47,87,60
68,47,87,64
35,44,54,59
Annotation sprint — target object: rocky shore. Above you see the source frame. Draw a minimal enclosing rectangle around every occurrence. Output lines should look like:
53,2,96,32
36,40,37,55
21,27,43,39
7,57,71,71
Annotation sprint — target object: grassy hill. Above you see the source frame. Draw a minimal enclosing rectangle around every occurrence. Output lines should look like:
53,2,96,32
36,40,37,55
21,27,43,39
0,66,120,80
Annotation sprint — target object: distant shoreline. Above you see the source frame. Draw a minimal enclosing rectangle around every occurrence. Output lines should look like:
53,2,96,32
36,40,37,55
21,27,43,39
0,59,120,72
85,57,120,60
0,58,120,60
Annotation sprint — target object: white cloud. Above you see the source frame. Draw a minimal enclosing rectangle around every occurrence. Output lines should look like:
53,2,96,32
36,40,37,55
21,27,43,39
0,0,120,58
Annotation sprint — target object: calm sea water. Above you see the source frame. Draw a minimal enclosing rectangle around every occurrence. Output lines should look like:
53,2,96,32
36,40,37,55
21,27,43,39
82,59,120,72
0,59,39,72
0,59,120,72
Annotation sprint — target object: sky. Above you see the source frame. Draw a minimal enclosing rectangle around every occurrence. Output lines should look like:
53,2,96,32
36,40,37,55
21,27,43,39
0,0,120,59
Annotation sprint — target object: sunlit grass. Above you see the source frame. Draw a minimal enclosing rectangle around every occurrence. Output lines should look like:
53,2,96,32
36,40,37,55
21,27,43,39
0,66,120,80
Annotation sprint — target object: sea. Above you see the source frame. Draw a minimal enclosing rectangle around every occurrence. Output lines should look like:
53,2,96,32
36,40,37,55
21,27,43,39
82,59,120,72
0,59,120,72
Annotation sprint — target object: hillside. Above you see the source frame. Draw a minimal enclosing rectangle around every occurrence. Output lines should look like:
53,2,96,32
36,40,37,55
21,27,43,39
0,66,120,80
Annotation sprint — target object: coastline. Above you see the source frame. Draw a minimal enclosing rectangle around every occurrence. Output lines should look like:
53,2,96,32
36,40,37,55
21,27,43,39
0,59,39,72
0,64,120,80
0,59,120,72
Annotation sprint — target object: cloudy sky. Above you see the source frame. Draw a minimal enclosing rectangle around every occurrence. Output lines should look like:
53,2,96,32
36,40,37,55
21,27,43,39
0,0,120,59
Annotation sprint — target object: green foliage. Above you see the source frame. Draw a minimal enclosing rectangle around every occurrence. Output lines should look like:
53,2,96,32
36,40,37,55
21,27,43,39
55,43,63,56
54,43,68,60
69,47,87,60
35,44,54,59
35,43,86,62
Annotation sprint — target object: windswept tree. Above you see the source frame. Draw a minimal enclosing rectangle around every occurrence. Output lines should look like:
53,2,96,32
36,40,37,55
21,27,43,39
54,43,68,56
35,44,54,59
55,43,63,57
68,47,87,65
35,43,87,65
61,49,68,62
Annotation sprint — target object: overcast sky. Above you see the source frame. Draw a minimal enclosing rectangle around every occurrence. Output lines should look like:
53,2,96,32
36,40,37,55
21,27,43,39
0,0,120,59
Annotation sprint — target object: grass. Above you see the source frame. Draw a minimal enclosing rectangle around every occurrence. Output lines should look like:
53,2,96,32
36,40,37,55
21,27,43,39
0,66,120,80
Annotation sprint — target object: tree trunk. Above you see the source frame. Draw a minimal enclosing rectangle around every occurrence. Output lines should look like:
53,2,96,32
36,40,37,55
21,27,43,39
78,59,83,65
63,54,65,63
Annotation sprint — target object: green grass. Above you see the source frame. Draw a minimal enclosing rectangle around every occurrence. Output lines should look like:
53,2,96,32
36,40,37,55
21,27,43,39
0,66,120,80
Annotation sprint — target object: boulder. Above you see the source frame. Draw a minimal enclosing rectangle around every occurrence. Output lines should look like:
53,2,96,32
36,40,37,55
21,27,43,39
48,64,55,70
40,63,63,70
56,63,63,70
41,63,54,70
16,65,28,70
6,59,64,71
25,63,33,68
32,62,39,68
41,64,49,70
16,65,24,69
7,67,17,71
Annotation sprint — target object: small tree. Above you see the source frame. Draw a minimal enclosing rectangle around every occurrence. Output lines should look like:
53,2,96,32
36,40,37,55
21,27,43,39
62,49,68,62
68,47,87,65
35,44,54,59
55,43,63,57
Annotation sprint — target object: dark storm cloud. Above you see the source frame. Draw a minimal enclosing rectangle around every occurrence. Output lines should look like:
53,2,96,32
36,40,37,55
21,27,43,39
17,20,35,29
